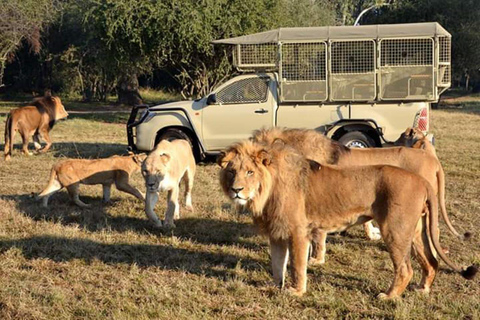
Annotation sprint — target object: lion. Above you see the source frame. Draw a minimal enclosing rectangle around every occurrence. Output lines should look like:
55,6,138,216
4,95,69,161
35,153,146,208
142,139,196,228
394,127,437,156
252,128,470,264
218,140,477,298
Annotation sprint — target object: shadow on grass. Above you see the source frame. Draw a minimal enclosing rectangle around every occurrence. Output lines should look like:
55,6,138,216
0,142,128,159
3,193,259,250
0,234,262,279
66,112,130,124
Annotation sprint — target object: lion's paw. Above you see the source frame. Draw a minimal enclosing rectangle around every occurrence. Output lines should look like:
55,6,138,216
376,293,389,300
412,285,430,295
377,292,399,300
163,221,176,229
152,221,163,228
309,257,325,266
286,287,305,297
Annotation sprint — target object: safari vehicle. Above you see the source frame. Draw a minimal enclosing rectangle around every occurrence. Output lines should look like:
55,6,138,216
127,22,451,160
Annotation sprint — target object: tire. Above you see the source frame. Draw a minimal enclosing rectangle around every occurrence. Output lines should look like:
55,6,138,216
155,128,201,162
156,128,191,145
338,131,376,148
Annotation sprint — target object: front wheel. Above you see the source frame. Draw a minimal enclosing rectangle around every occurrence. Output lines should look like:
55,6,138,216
155,128,201,162
156,128,191,145
338,131,376,148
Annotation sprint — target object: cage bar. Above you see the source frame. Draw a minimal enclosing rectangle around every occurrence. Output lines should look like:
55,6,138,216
331,40,376,101
280,42,327,102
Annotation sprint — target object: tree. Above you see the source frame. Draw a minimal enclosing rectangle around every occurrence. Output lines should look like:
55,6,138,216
364,0,480,88
83,0,337,100
0,0,57,87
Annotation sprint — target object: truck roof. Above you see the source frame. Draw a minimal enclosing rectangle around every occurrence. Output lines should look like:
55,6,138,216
212,22,450,45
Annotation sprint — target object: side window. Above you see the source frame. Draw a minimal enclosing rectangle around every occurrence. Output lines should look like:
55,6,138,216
216,77,269,104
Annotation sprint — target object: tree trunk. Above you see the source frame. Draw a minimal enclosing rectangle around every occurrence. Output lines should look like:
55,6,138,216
117,73,143,105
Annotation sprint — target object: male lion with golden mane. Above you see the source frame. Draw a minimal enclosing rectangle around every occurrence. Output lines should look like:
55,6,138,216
36,153,146,208
218,140,477,298
142,139,196,228
252,128,470,265
4,95,69,161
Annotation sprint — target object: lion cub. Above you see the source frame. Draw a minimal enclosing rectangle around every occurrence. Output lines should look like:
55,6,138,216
142,139,196,228
36,153,146,208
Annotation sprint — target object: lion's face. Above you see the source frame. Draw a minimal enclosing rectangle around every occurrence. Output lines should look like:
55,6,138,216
52,97,69,121
218,142,272,208
394,127,425,147
142,152,171,192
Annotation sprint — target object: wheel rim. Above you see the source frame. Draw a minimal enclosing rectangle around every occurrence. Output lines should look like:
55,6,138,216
346,140,368,148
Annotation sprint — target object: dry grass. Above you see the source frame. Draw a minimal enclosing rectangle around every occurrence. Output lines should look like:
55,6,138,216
0,98,479,319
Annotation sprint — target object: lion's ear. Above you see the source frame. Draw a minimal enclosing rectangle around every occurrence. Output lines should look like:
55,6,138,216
133,153,147,164
160,153,171,164
217,150,236,168
405,127,414,136
256,149,272,166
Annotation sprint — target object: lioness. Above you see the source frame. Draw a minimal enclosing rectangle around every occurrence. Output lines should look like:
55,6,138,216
394,127,437,156
4,95,69,160
218,140,477,298
142,139,195,228
36,153,146,207
252,128,469,264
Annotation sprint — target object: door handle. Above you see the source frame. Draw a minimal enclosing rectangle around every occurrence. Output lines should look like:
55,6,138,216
255,108,268,114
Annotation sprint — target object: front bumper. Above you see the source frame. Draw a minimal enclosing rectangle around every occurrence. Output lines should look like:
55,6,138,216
126,104,150,151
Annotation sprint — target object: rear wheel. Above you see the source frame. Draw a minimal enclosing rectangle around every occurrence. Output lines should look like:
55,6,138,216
338,131,376,148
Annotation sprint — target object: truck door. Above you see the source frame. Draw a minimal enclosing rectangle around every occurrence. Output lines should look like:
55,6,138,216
202,75,274,150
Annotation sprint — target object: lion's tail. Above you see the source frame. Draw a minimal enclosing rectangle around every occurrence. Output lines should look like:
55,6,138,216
36,167,61,200
4,112,14,160
426,184,477,280
437,166,472,240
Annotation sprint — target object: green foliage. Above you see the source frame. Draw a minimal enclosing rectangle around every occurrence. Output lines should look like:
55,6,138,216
365,0,480,83
0,0,58,86
81,0,336,98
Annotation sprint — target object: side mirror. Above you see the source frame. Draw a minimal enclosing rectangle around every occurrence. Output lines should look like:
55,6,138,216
206,93,217,105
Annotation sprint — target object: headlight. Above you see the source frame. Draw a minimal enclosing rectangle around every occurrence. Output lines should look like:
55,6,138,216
141,110,156,123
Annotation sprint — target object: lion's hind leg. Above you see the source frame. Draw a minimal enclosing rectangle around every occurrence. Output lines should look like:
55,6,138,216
270,237,289,289
165,187,180,227
20,130,33,156
377,221,415,300
411,216,439,295
309,231,327,265
38,128,52,153
33,132,42,151
67,184,91,208
182,168,194,212
36,172,63,208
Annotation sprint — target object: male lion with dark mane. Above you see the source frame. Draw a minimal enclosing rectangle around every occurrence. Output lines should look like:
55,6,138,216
252,128,470,265
4,95,68,161
218,140,477,298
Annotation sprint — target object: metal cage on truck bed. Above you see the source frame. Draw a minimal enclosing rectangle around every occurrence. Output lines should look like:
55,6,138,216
212,22,451,103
